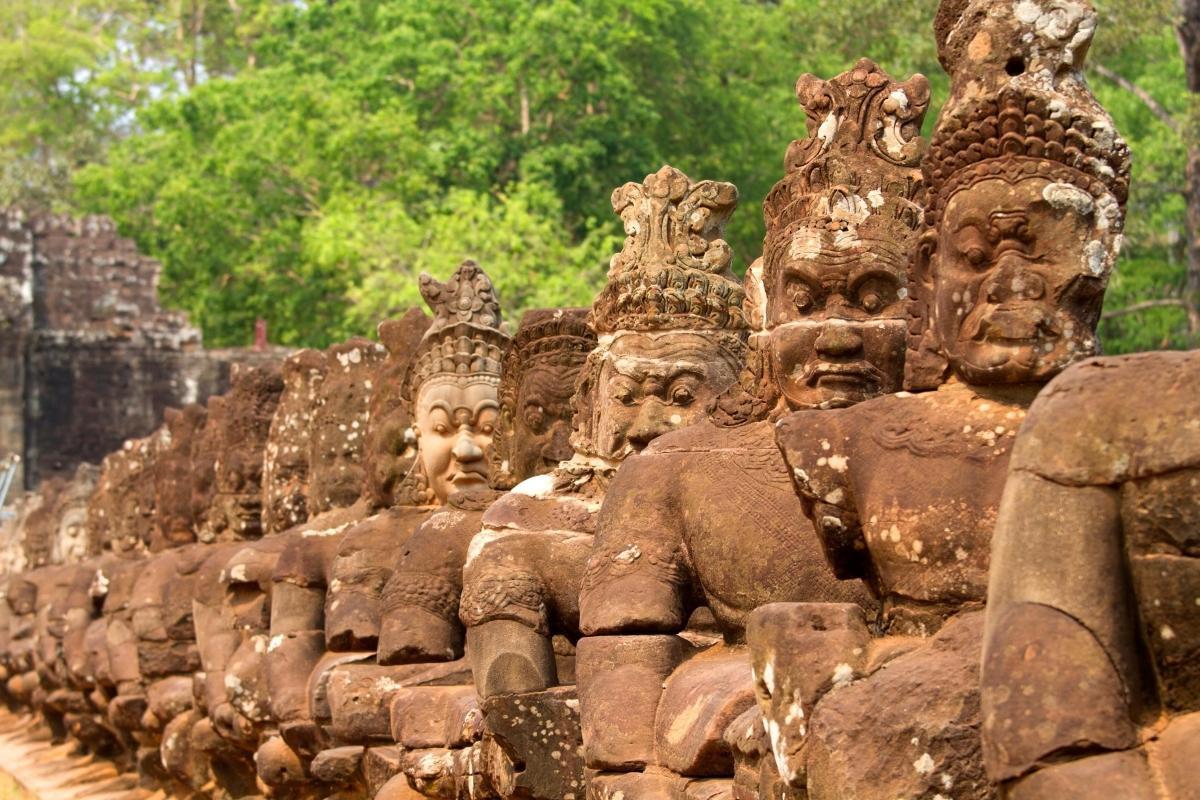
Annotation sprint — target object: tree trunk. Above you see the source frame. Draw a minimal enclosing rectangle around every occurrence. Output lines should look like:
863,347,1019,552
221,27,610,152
1180,0,1200,335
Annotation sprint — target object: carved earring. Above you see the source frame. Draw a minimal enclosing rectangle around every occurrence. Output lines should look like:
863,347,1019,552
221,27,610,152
904,235,951,391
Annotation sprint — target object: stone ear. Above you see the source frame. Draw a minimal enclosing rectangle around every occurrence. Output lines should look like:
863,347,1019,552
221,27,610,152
568,351,602,457
903,229,949,391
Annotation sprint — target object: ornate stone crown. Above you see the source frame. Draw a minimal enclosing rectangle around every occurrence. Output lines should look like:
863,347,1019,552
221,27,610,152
402,260,510,403
591,165,747,335
923,0,1130,229
761,58,930,289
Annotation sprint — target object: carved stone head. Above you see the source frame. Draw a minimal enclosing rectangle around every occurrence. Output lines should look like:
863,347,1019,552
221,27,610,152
491,308,595,489
396,261,509,505
307,338,387,513
573,166,748,462
207,362,284,540
363,309,431,507
154,404,208,549
262,349,327,533
907,0,1130,389
746,59,929,418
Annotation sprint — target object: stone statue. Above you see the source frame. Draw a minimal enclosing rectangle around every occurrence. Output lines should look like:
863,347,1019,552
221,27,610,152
451,165,748,800
262,349,327,535
377,304,595,665
575,59,927,800
254,267,512,797
187,363,297,791
980,351,1199,798
769,2,1130,797
323,265,509,661
374,306,593,800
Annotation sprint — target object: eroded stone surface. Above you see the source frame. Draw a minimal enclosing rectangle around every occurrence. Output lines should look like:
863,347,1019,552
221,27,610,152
0,7,1184,800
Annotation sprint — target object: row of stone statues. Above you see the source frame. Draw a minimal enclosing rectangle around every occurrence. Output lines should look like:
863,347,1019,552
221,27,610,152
0,2,1196,799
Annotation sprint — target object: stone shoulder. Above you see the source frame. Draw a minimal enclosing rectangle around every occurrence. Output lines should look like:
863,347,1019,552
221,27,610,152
1013,352,1200,485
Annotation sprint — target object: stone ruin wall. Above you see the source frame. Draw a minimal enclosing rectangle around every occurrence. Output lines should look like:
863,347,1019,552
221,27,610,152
0,208,284,490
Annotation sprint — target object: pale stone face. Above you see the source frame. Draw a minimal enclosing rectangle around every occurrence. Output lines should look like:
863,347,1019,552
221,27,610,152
933,176,1108,385
415,379,499,504
593,331,739,461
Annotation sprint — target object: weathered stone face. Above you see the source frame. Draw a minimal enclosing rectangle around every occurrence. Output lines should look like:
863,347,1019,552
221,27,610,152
929,175,1109,384
87,430,165,558
154,404,208,550
262,349,327,534
206,363,284,541
190,395,223,541
490,308,593,488
591,331,741,460
765,280,908,411
308,339,388,515
506,362,576,479
364,310,431,507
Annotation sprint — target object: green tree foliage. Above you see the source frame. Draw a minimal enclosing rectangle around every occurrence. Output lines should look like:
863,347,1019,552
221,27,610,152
0,0,286,210
2,0,1192,352
1087,0,1199,351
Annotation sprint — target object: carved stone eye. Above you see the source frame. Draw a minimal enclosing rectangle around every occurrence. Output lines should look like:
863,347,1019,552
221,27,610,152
965,247,988,267
788,284,813,312
671,386,695,406
861,291,883,313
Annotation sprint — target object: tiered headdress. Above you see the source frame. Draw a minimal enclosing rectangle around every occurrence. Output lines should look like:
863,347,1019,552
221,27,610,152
906,0,1131,388
591,165,748,335
401,260,509,403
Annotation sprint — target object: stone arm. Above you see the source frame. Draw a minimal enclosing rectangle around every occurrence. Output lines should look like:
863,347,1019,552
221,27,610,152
981,467,1148,787
774,410,868,582
378,506,487,664
574,452,700,775
578,452,693,636
190,546,262,741
265,530,339,725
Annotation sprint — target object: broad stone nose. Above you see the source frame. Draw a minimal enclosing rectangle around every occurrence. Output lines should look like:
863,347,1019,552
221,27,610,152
986,260,1046,303
626,401,671,451
814,322,864,357
452,433,484,463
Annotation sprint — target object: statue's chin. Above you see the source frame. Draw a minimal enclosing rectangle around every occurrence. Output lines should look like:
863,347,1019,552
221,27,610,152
953,341,1073,385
